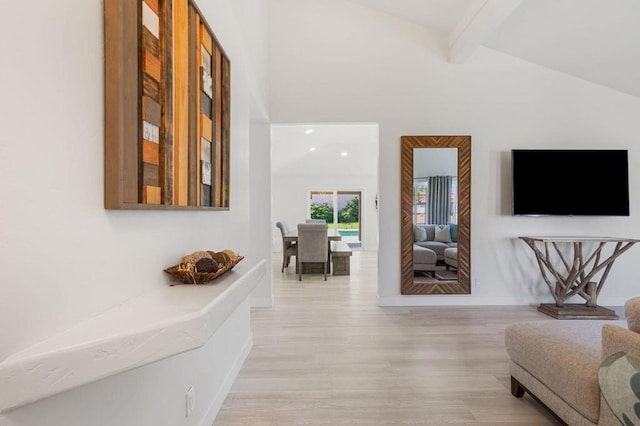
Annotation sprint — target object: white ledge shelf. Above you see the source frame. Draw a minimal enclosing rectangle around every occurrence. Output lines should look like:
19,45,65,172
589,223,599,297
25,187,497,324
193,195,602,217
0,258,266,413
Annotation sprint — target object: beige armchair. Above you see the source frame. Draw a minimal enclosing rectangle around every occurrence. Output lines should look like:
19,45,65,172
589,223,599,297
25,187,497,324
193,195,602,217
505,297,640,425
297,223,328,281
276,221,297,273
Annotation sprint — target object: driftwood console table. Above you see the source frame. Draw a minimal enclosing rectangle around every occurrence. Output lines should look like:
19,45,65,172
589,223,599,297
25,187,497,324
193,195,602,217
519,236,638,319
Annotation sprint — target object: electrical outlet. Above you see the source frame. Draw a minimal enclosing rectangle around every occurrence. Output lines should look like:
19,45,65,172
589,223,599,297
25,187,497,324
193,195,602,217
186,386,195,417
474,278,478,289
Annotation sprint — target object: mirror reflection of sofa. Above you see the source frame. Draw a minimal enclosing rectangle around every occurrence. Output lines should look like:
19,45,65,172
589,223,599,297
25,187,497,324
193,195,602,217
413,224,457,273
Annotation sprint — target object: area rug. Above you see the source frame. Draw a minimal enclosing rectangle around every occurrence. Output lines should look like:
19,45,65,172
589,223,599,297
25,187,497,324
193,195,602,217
434,270,457,281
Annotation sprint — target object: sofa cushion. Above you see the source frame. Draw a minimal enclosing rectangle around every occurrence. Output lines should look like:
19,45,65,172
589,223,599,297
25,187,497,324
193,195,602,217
416,224,457,242
449,224,458,242
421,224,436,241
625,297,640,333
505,320,618,423
435,225,452,243
413,225,427,242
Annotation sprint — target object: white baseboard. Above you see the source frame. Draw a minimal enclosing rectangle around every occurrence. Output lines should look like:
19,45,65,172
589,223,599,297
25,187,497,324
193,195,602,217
199,334,253,426
377,296,629,307
377,295,532,306
594,297,629,307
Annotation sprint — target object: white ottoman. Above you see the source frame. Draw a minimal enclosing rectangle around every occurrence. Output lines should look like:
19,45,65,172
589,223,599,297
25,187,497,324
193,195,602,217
444,247,457,270
413,245,437,274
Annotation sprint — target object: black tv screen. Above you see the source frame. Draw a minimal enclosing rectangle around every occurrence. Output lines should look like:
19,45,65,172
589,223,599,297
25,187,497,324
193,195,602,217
511,149,629,216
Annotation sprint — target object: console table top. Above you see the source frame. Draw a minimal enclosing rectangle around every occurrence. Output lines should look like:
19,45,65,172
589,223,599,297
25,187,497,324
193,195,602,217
519,236,639,243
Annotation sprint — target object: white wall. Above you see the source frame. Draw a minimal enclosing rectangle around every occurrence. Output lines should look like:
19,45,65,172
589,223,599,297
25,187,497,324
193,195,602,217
2,299,252,426
218,0,273,308
0,0,268,423
232,0,272,308
231,0,270,122
268,0,640,306
249,122,273,307
414,148,457,178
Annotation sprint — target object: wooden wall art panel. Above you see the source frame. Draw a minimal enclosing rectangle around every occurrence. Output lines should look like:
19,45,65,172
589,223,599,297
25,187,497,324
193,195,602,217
104,0,230,210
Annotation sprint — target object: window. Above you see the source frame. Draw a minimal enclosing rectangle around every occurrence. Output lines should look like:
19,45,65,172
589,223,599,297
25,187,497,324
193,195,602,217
309,190,362,246
413,177,458,224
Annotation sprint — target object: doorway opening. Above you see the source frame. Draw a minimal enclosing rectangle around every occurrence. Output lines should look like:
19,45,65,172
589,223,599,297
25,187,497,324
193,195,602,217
270,122,379,253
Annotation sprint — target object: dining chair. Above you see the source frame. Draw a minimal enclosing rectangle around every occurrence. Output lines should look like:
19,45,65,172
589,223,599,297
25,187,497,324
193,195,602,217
305,219,326,223
276,221,297,273
297,223,329,281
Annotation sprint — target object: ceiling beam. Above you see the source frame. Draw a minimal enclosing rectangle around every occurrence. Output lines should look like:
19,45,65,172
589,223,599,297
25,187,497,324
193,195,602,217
449,0,524,64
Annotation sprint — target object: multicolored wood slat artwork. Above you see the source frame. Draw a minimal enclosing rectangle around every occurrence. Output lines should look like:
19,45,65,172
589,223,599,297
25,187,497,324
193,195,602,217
201,137,212,206
145,0,159,14
200,113,212,141
201,68,213,99
200,90,212,117
201,47,211,74
143,74,159,101
201,161,211,185
143,97,161,126
193,11,201,205
142,27,159,57
201,23,213,55
174,0,190,206
104,0,230,209
221,56,230,207
199,22,214,206
143,50,161,82
201,137,211,160
141,0,162,205
143,185,161,204
142,2,160,38
142,140,160,165
143,163,160,186
143,121,159,143
215,46,223,206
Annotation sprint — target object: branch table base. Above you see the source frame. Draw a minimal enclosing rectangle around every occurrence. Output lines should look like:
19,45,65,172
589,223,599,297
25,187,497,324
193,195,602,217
519,236,638,319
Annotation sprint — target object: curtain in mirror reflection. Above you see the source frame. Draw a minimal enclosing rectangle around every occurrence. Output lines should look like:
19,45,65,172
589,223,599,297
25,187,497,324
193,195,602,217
413,176,458,225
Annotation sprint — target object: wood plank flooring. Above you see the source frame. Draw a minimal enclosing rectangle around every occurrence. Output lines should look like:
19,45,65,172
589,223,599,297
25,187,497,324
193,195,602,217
214,251,562,425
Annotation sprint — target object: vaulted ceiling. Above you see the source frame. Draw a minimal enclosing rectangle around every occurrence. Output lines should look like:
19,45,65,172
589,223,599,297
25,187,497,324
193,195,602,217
271,1,639,175
348,0,640,98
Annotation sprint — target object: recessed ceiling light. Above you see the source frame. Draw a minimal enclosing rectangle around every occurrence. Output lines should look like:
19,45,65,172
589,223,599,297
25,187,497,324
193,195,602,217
309,147,317,152
305,129,314,135
341,152,348,157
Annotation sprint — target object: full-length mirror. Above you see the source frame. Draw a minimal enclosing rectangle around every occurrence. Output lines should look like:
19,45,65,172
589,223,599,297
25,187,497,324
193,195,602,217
400,136,471,294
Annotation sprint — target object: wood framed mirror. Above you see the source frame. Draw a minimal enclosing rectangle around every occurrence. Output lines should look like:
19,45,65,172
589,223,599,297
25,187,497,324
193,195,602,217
400,136,471,295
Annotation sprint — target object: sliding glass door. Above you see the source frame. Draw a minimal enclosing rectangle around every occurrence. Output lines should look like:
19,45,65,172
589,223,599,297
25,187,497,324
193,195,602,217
309,191,335,225
309,190,361,246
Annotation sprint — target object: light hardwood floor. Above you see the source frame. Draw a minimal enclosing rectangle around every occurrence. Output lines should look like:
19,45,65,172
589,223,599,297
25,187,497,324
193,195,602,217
214,251,562,425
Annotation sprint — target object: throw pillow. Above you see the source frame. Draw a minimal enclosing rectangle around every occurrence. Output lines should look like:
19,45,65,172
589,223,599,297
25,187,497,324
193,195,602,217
413,225,427,242
434,225,452,243
626,297,640,333
449,224,458,242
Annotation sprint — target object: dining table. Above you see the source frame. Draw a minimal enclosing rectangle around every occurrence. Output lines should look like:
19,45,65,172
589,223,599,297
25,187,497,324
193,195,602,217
283,228,342,274
282,228,342,245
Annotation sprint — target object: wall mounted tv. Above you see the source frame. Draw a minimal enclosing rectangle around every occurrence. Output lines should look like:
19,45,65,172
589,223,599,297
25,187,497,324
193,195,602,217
511,149,629,216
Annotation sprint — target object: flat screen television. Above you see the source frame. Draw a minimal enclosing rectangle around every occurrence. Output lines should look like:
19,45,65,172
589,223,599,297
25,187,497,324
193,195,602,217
511,149,629,216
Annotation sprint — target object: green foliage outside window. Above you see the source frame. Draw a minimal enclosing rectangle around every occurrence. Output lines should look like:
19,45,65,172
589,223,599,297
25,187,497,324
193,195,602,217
311,198,359,225
310,203,334,223
338,198,359,223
